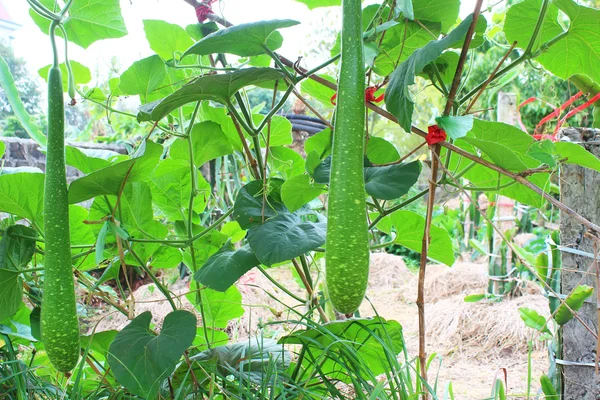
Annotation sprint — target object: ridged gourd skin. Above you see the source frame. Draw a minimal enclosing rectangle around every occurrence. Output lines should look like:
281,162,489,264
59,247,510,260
41,66,80,372
325,0,370,314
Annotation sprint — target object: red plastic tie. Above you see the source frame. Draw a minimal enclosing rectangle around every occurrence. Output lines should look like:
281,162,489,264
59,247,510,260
330,86,385,106
426,125,447,145
365,86,385,103
195,0,216,23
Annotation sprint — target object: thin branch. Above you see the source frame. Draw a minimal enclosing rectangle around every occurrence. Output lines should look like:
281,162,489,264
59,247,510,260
465,41,518,114
443,0,484,115
227,105,261,179
292,88,334,129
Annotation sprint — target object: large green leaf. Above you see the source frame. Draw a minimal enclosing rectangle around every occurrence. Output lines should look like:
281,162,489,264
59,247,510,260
170,121,234,166
183,20,299,58
313,157,421,200
268,146,306,179
193,338,290,384
233,179,288,230
373,19,442,77
281,174,326,212
461,138,530,172
299,75,336,107
0,57,46,147
200,286,245,328
304,128,332,158
436,115,473,140
107,310,196,400
200,103,242,151
65,146,114,174
366,137,400,164
0,226,37,271
518,307,551,335
137,68,285,122
504,0,563,52
0,173,44,222
148,159,209,221
119,55,167,103
505,0,600,84
251,115,293,147
377,210,455,266
144,20,194,60
68,141,163,204
555,285,594,326
69,205,97,271
280,317,403,382
395,0,414,19
0,142,4,159
194,242,259,292
413,0,460,32
38,60,91,91
555,142,600,172
247,213,326,266
0,226,36,322
30,0,127,49
449,119,553,207
364,161,422,200
385,15,473,131
0,270,22,322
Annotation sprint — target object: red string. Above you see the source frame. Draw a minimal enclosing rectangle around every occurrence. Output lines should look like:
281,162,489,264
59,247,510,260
519,91,600,141
195,0,216,23
554,92,600,134
536,91,582,129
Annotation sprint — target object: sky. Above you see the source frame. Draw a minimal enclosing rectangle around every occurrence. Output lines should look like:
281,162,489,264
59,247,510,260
4,0,477,86
4,0,338,83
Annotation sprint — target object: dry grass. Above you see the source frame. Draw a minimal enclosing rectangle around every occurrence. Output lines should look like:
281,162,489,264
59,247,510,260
426,294,549,354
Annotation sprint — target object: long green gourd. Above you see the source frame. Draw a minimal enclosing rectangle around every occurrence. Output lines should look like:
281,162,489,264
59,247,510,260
326,0,369,314
41,45,80,371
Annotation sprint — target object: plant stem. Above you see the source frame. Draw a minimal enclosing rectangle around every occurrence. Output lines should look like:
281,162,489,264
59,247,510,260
524,0,550,56
262,46,296,84
49,21,60,68
256,265,305,303
369,189,429,229
255,83,295,133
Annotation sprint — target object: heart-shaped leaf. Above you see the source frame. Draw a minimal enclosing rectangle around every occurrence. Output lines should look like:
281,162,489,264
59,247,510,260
247,213,326,266
137,68,285,122
233,179,288,230
0,270,23,322
313,157,421,200
68,141,163,204
183,19,299,58
281,174,326,212
30,0,127,49
195,242,259,292
364,161,422,200
435,115,474,140
0,226,37,271
107,310,196,400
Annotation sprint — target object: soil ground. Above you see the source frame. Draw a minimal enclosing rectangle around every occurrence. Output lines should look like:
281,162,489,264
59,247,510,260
91,252,549,399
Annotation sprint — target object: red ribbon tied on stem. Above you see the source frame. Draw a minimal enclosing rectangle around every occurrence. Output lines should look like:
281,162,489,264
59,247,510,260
426,125,447,145
195,0,216,23
330,86,385,105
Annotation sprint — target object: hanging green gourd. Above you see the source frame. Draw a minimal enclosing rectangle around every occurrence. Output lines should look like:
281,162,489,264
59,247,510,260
41,20,80,372
325,0,370,314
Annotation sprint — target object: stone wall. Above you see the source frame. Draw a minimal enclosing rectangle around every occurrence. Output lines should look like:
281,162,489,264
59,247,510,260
0,137,127,179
